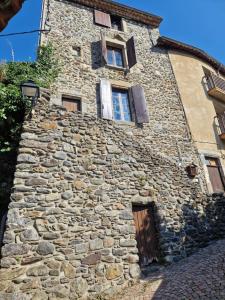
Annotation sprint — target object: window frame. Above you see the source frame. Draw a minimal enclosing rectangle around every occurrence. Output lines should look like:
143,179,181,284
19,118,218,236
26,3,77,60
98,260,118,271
111,87,132,122
101,35,137,70
205,156,225,193
104,38,128,70
200,153,225,194
100,79,149,124
62,95,82,113
107,46,124,68
111,15,123,31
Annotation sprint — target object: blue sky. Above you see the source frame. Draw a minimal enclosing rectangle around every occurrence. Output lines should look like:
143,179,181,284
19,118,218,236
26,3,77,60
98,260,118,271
0,0,224,64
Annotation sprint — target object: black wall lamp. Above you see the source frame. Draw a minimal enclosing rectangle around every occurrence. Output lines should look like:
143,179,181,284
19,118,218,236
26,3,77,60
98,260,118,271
20,80,40,106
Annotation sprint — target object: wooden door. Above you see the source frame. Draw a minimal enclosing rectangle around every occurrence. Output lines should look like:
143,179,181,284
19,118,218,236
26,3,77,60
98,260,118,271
62,97,81,112
132,204,159,266
206,157,225,193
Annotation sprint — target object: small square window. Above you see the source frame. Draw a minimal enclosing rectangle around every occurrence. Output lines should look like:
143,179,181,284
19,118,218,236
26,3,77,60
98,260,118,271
111,15,122,31
62,96,81,112
107,46,124,68
112,88,131,121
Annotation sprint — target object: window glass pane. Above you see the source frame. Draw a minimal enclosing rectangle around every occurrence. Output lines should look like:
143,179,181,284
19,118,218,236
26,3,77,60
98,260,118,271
112,92,122,120
115,49,123,67
121,93,131,121
107,48,114,65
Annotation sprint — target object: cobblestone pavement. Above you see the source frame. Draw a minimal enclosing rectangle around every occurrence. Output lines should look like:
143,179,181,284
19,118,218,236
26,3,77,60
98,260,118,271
114,239,225,300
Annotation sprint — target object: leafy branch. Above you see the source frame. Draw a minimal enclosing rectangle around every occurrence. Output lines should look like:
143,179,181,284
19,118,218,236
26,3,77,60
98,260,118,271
0,44,59,152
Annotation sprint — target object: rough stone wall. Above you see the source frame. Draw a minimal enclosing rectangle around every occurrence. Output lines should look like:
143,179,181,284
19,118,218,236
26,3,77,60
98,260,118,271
41,0,191,148
0,90,213,300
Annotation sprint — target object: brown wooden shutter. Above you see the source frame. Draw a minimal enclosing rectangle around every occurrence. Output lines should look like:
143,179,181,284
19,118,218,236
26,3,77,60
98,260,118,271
100,79,113,120
101,32,107,64
130,85,149,123
94,10,111,27
126,37,137,68
62,97,81,112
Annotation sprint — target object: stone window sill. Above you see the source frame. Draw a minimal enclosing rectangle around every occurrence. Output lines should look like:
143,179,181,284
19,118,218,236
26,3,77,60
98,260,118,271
110,28,125,34
106,64,127,72
112,120,135,127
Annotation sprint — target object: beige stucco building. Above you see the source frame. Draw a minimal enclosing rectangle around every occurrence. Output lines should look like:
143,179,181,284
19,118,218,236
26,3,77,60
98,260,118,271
158,37,225,194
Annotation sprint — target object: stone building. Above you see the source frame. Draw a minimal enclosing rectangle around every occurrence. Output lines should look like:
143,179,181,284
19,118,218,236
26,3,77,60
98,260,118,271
1,0,225,299
157,36,225,194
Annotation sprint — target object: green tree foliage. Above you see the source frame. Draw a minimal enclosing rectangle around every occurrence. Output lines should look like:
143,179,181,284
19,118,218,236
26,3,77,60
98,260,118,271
0,44,59,152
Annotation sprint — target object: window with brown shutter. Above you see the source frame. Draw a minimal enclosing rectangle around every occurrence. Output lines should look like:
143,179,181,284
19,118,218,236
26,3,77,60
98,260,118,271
62,96,81,112
94,10,124,31
101,35,137,69
100,80,148,124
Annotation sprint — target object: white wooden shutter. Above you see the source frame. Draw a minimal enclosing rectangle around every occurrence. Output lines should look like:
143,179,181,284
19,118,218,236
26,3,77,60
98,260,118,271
100,79,113,120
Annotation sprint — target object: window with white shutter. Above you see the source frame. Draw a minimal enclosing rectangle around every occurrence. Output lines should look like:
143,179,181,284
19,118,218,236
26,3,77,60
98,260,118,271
100,80,148,124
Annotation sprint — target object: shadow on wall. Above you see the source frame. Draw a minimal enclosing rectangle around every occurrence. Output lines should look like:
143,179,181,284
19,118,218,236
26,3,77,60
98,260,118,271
153,193,225,264
181,193,225,252
0,152,17,252
91,41,102,70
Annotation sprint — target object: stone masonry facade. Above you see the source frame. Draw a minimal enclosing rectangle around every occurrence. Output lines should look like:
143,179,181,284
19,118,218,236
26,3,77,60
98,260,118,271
0,91,217,299
1,0,225,299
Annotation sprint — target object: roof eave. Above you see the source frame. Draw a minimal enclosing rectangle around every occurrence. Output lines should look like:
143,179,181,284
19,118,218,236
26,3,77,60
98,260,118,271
157,36,225,76
68,0,163,27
